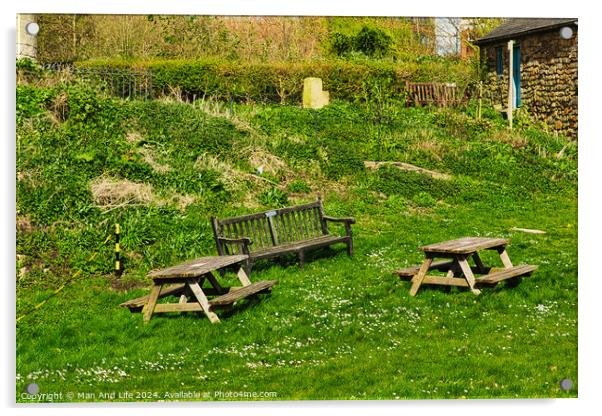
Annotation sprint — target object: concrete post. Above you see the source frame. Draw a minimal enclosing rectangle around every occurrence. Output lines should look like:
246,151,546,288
507,39,514,129
17,14,38,61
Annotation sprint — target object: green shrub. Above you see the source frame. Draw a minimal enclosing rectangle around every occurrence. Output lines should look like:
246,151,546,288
370,166,456,201
412,191,437,207
128,100,243,157
259,187,289,207
77,58,473,104
65,82,107,123
328,25,393,58
16,85,56,122
329,33,354,56
354,26,393,57
383,194,407,210
16,57,40,71
320,143,365,180
287,180,312,194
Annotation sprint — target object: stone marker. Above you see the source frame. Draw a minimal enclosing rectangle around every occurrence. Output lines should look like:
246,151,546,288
303,77,329,109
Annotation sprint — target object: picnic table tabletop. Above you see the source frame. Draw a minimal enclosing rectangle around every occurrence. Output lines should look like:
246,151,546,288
420,237,508,254
147,254,249,279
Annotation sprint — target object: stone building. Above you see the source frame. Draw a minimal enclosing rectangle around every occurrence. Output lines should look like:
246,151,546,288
475,18,577,138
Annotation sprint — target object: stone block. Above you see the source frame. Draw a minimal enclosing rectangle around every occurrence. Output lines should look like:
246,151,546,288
303,77,329,109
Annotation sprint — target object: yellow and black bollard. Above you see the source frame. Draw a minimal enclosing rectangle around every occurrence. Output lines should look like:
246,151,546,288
115,223,123,276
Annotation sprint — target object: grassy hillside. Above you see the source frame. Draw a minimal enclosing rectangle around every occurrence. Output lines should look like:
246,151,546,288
16,81,577,401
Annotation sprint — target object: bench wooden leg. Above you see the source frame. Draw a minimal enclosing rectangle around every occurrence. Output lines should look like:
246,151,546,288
298,250,305,268
471,252,488,274
244,258,253,276
236,266,252,287
346,238,353,257
457,256,482,296
497,247,514,268
187,279,220,324
142,284,162,323
207,271,227,294
178,292,188,304
409,257,433,296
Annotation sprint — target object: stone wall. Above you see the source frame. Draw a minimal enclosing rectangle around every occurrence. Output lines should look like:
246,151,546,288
480,26,578,138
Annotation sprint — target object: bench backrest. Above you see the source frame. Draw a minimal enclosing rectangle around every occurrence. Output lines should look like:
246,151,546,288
211,200,327,254
406,81,461,107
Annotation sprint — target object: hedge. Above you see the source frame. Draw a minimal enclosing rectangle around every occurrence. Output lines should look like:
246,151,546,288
77,58,475,103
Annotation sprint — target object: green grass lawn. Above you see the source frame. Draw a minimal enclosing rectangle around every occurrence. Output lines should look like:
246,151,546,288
16,193,577,401
16,82,577,401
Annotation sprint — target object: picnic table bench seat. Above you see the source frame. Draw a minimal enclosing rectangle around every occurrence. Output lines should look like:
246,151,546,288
394,260,455,277
211,197,354,269
475,264,538,285
120,280,278,312
120,283,186,311
209,280,278,307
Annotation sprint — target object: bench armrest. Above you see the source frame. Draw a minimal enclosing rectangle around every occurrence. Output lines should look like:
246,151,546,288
322,216,356,224
322,216,354,238
217,237,252,255
218,237,252,245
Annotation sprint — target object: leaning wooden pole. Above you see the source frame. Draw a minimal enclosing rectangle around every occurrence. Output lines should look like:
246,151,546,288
507,39,514,129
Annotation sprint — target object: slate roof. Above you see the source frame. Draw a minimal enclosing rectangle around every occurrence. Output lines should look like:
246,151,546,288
475,18,577,45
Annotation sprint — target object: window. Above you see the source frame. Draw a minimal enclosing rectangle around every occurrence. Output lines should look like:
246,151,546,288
496,47,503,75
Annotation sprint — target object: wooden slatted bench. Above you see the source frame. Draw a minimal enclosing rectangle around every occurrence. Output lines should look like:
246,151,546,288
211,196,355,270
405,82,463,107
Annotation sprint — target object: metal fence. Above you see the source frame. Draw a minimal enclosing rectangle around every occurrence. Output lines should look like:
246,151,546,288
38,63,154,100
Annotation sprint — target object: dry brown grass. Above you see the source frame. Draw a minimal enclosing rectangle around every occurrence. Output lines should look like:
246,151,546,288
489,130,529,148
228,115,258,134
90,176,155,208
195,153,244,191
126,132,143,143
411,139,445,161
246,148,288,174
48,91,68,124
164,193,197,212
17,67,76,88
239,192,263,210
126,132,173,173
138,147,172,173
16,216,34,234
156,86,186,104
90,176,197,212
16,169,41,188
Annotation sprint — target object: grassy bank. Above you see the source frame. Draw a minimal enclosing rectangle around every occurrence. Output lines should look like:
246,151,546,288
16,81,577,401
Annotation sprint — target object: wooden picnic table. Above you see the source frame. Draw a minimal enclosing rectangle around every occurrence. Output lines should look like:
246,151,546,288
394,237,537,296
120,255,277,323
